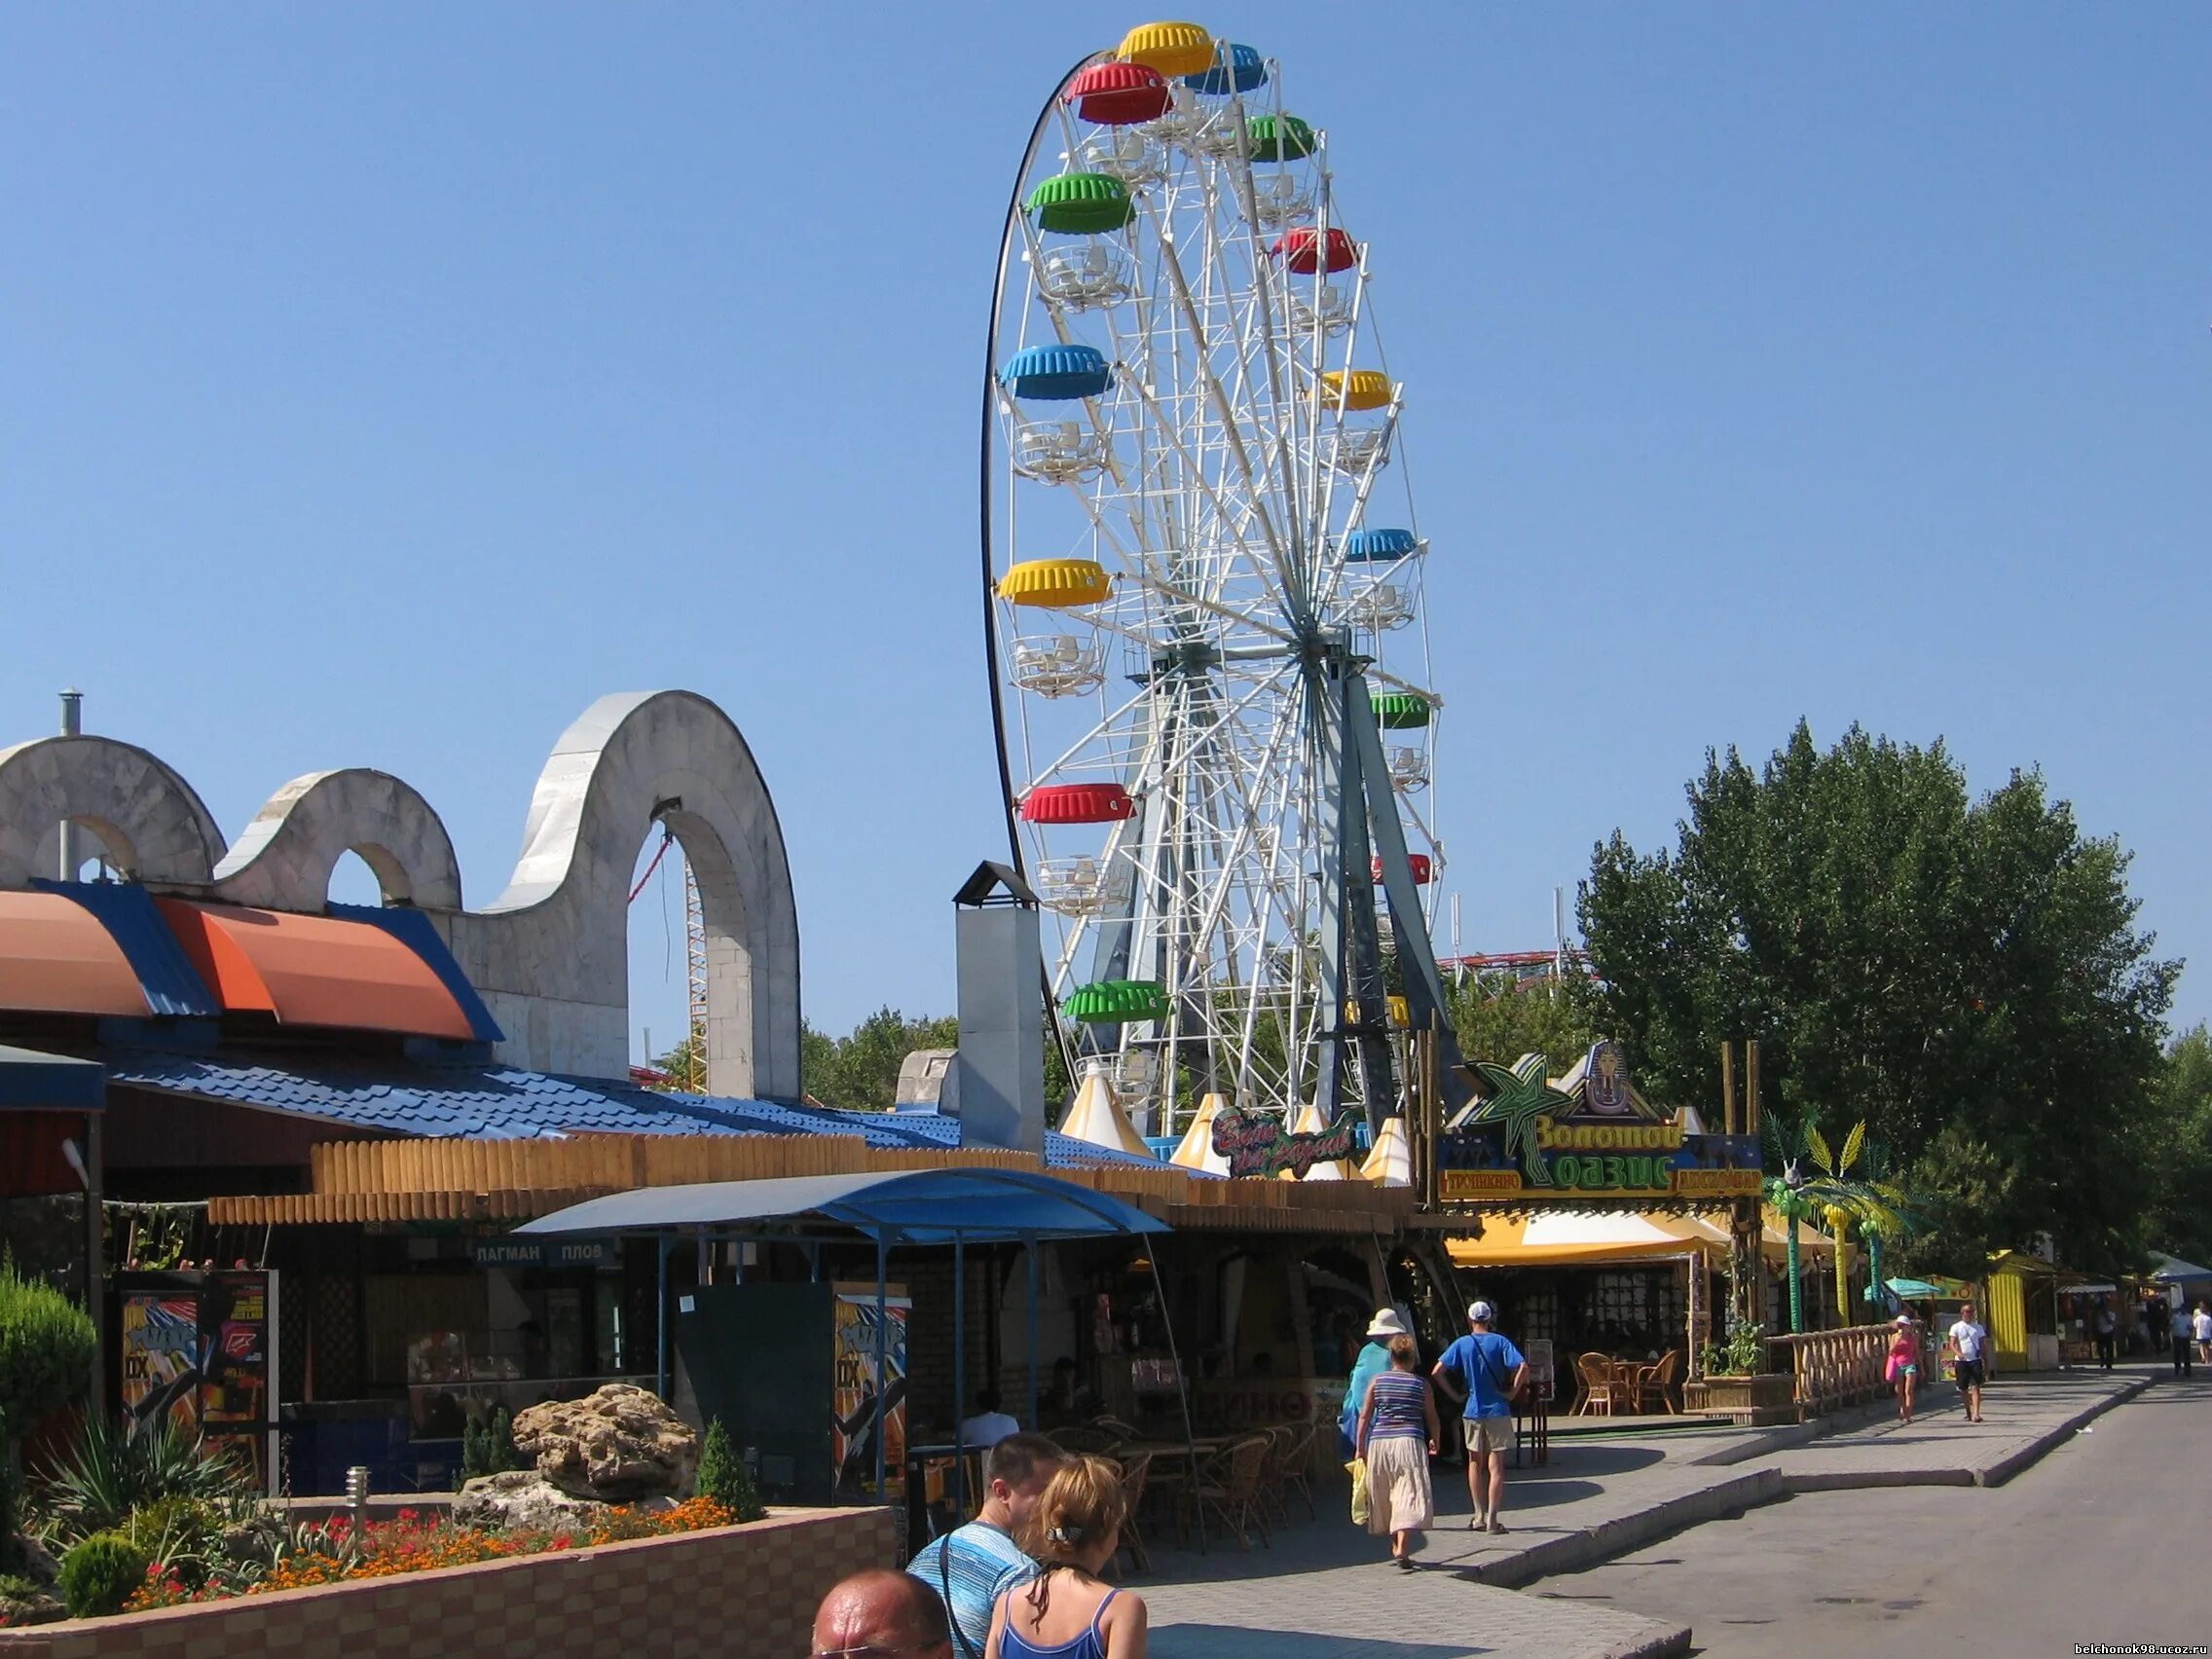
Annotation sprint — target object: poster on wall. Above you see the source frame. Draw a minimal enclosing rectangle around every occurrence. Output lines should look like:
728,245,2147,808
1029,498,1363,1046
831,1283,908,1497
115,1271,279,1493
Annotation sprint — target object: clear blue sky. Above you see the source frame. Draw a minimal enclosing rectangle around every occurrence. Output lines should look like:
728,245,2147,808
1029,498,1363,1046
7,7,2207,1061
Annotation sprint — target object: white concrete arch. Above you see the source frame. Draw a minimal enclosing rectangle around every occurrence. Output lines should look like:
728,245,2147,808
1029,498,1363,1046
212,768,464,911
445,690,801,1100
0,735,226,888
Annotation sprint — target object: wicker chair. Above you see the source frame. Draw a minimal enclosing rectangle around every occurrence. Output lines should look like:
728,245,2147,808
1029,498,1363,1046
1252,1425,1295,1528
1270,1420,1319,1521
1178,1433,1272,1551
1052,1425,1122,1454
1113,1451,1154,1574
1092,1414,1145,1440
1642,1349,1682,1416
1573,1352,1619,1417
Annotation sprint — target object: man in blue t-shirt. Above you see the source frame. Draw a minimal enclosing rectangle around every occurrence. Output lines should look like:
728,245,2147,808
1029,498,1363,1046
1432,1300,1528,1535
906,1431,1062,1657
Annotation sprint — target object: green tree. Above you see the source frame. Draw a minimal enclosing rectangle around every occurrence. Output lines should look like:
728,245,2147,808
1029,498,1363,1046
802,1008,960,1113
2147,1025,2212,1265
1446,969,1603,1071
1581,720,2177,1274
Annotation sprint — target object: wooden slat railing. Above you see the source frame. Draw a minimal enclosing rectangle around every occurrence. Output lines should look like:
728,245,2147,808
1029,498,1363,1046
1764,1324,1903,1417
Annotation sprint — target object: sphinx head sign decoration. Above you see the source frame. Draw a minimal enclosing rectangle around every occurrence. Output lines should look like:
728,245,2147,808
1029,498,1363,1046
1438,1040,1761,1202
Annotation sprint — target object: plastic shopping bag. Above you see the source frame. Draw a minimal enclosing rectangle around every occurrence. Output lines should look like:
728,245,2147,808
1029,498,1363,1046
1346,1456,1369,1527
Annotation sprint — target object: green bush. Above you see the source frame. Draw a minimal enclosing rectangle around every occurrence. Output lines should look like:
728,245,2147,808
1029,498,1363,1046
461,1407,524,1480
57,1531,147,1620
1701,1319,1769,1377
0,1261,95,1439
0,1259,97,1567
121,1496,225,1588
693,1420,763,1522
40,1418,252,1546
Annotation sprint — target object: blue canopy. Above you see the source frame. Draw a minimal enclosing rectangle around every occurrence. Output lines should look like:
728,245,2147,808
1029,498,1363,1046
515,1166,1170,1246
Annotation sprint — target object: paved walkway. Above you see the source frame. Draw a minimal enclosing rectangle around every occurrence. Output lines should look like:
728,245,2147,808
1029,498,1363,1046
1133,1367,2154,1658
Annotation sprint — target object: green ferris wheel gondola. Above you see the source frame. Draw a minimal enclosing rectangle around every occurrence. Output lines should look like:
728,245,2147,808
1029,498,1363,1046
1064,980,1170,1023
1024,171,1136,235
1246,112,1317,164
1372,693,1432,729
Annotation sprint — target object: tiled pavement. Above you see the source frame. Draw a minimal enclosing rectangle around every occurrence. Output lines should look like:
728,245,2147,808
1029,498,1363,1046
1132,1367,2154,1658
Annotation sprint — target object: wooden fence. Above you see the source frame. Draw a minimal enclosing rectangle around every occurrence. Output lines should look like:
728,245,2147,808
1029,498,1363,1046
203,1131,1418,1235
1765,1323,1908,1417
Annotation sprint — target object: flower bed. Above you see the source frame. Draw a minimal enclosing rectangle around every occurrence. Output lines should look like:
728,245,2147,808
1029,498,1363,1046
0,1506,899,1659
123,1497,736,1609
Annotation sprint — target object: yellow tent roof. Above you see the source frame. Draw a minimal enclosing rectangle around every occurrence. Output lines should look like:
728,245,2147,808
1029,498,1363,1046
1286,1102,1355,1181
1362,1116,1413,1187
1170,1091,1231,1175
1059,1064,1156,1161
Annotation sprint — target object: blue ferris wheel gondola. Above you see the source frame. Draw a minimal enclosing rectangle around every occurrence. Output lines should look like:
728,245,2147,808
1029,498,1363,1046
999,343,1113,401
1343,527,1422,564
1184,43,1267,95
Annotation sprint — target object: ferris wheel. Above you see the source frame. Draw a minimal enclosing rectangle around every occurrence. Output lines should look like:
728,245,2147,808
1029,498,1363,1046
982,21,1469,1137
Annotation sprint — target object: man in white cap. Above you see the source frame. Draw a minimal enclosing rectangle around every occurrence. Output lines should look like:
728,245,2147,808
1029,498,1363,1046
1339,1308,1410,1456
1432,1300,1528,1533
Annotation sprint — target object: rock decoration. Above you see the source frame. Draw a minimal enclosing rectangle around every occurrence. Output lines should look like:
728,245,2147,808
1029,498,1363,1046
509,1383,699,1499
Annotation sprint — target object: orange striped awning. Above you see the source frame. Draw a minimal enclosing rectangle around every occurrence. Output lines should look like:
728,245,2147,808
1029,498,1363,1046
155,900,476,1040
0,891,151,1016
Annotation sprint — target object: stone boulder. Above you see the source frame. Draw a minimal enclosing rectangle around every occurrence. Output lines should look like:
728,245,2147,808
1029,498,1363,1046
510,1383,699,1499
453,1470,613,1532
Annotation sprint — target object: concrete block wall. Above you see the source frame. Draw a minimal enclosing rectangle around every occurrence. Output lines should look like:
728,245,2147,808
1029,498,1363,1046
0,1507,898,1659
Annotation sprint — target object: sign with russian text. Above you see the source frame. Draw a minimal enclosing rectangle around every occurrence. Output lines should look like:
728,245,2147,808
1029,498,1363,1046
1438,1041,1761,1201
1210,1104,1360,1178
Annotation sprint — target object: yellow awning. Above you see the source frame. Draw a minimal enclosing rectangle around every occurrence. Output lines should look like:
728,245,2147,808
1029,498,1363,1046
1447,1205,1842,1269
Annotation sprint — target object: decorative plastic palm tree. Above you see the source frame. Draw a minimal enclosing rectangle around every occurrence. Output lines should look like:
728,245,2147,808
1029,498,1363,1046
1761,1110,1819,1334
1798,1124,1920,1320
1467,1053,1571,1187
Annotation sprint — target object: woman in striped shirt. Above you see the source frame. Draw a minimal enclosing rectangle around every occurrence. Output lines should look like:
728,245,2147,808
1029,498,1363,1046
1355,1334,1441,1569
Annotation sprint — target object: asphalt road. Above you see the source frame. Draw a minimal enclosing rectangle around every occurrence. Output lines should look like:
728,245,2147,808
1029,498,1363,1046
1528,1368,2212,1657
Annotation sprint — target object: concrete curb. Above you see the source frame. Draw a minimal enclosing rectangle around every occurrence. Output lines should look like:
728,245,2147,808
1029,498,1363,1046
1689,1379,1963,1466
1974,1372,2153,1488
1468,1467,1786,1592
1601,1621,1695,1659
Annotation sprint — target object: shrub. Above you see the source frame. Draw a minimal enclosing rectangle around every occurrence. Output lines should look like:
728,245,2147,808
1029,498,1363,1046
0,1259,97,1567
121,1496,225,1588
461,1408,524,1481
40,1418,253,1546
693,1421,762,1522
0,1262,96,1441
1701,1319,1768,1377
57,1532,148,1620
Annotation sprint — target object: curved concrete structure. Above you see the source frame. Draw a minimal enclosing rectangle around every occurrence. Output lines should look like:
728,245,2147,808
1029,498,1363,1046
0,735,226,887
447,690,801,1099
213,768,464,911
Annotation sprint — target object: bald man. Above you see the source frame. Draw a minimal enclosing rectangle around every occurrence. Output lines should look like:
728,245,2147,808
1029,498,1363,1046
811,1569,953,1659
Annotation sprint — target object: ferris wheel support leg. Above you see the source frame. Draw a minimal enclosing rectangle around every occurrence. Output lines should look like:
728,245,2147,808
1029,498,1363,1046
1346,671,1474,1117
1316,657,1398,1137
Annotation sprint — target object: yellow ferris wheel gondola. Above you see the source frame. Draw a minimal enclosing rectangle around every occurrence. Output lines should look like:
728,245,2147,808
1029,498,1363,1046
1321,369,1394,411
998,558,1113,608
1116,20,1215,79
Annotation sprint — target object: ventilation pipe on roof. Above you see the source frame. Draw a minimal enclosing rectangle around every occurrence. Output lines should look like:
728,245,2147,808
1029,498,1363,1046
952,862,1045,1158
57,688,83,881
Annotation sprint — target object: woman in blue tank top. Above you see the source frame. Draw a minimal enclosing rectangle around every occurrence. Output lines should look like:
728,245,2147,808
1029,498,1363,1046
985,1454,1147,1658
1355,1333,1440,1569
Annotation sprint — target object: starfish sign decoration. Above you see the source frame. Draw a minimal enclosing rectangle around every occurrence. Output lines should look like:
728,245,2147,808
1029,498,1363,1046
1467,1052,1571,1186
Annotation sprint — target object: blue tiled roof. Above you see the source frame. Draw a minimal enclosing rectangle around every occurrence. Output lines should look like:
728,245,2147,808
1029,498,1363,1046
99,1049,1161,1167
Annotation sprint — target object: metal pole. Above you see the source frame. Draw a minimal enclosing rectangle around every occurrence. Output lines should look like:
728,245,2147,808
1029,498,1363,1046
952,1237,968,1516
1026,1238,1041,1429
1146,1251,1206,1552
655,1235,671,1401
874,1237,889,1499
57,689,83,881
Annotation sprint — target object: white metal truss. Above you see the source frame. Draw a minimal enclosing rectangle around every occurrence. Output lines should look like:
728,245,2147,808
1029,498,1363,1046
986,52,1447,1135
